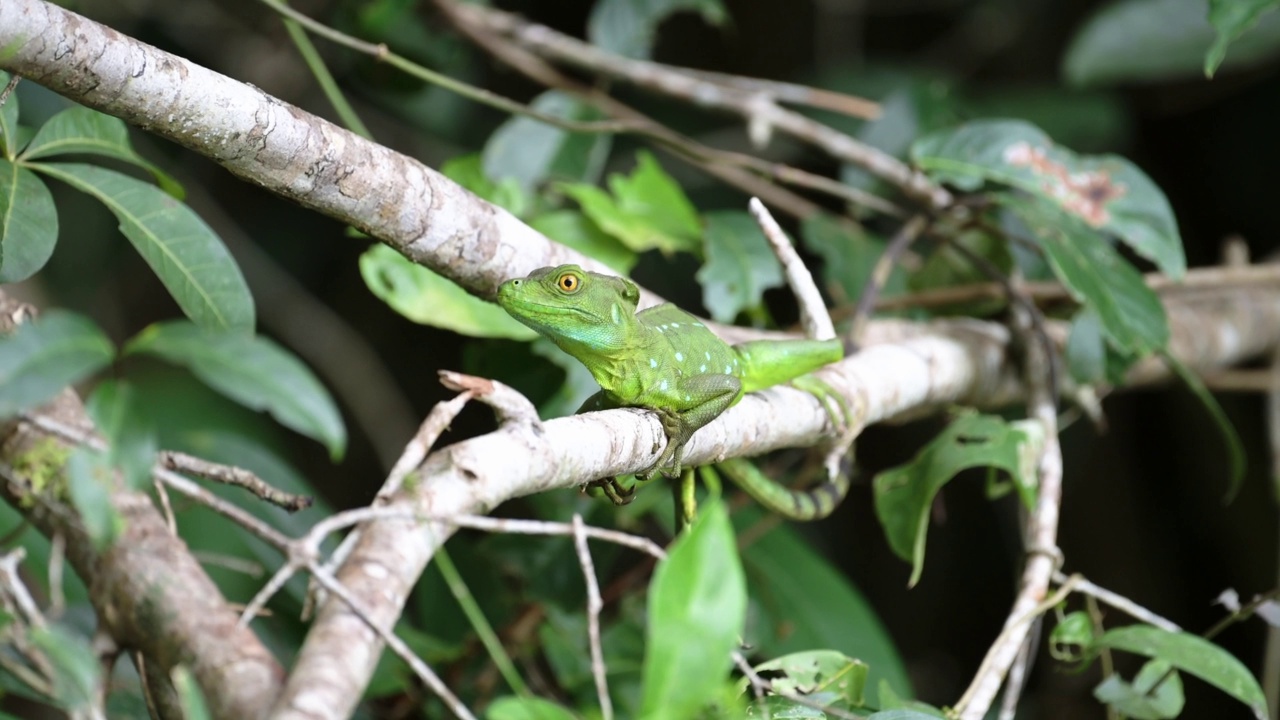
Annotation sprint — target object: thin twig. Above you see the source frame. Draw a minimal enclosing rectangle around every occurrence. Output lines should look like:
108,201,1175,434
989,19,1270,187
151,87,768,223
0,73,20,110
953,298,1066,719
573,514,613,720
1051,571,1181,632
48,532,65,618
731,650,864,720
155,469,291,551
153,477,177,534
160,451,314,512
998,633,1036,720
849,214,928,347
0,548,45,628
748,197,835,341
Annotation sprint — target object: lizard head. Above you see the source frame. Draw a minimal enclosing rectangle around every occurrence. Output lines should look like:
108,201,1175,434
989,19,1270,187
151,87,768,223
498,264,640,353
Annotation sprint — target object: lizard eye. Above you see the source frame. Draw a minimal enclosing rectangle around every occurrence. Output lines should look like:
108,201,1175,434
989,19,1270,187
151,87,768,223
556,272,581,293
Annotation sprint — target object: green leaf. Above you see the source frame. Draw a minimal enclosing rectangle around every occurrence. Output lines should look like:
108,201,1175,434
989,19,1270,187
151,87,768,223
30,162,254,332
1096,625,1267,718
359,244,536,340
485,696,579,720
124,321,347,460
0,159,57,282
868,711,948,720
1066,308,1107,384
696,211,783,322
912,119,1185,279
0,71,21,159
1206,0,1280,75
1094,660,1185,720
743,516,911,697
30,624,102,711
800,214,899,306
1002,194,1169,356
562,151,702,255
1162,351,1247,501
171,666,212,720
641,502,746,719
1049,611,1095,662
588,0,727,59
743,651,868,707
1065,0,1280,85
0,310,114,418
66,448,124,549
86,379,158,491
529,210,636,273
483,91,613,195
441,154,531,218
21,107,184,198
873,411,1040,586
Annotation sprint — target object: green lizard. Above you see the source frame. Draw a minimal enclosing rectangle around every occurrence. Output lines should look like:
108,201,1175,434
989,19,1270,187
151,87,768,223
497,264,853,521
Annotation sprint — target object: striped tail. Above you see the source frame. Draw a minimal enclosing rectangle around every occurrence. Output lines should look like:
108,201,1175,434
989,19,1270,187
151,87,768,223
717,456,851,521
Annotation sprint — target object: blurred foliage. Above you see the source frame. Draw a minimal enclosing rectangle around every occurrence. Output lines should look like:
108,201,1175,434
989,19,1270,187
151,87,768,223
2,0,1280,718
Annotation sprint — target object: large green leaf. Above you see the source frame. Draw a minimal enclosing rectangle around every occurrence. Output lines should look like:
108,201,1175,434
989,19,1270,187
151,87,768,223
561,151,702,255
0,310,114,418
588,0,727,59
124,321,346,460
1065,0,1280,85
485,696,579,720
696,211,783,322
641,502,745,719
30,163,254,333
800,214,898,306
30,625,102,712
86,379,158,491
441,154,531,218
21,106,183,198
1206,0,1280,75
0,72,20,159
743,516,911,697
1003,194,1169,357
359,244,535,340
483,91,613,194
913,119,1184,279
873,412,1040,586
1094,660,1185,720
66,448,124,549
529,210,636,274
741,651,869,709
1096,625,1267,718
0,159,57,282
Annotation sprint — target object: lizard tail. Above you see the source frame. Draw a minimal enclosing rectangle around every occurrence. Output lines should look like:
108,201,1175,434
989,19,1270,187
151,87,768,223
717,456,852,521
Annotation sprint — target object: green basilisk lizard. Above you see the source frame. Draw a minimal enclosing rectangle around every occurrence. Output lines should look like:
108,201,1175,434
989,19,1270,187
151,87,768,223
497,264,852,521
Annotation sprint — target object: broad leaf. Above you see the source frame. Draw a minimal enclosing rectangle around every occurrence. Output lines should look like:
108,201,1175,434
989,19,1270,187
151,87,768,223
696,211,783,322
359,244,536,340
442,154,530,218
483,91,613,194
1097,625,1266,718
1207,0,1280,75
0,72,20,159
529,210,636,273
66,448,124,549
485,696,579,720
30,163,254,332
562,151,702,255
741,651,868,707
21,106,183,198
0,310,114,418
171,666,212,720
1065,0,1280,85
641,502,745,718
743,516,911,697
124,321,346,460
873,412,1039,586
1003,194,1169,356
30,625,101,711
1094,660,1185,720
0,159,57,282
588,0,727,59
913,119,1184,279
868,711,948,720
1066,308,1107,384
86,379,158,491
1049,611,1095,662
800,214,898,305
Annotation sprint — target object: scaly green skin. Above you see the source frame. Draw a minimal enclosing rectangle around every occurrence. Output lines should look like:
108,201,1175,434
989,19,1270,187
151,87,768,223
497,264,852,520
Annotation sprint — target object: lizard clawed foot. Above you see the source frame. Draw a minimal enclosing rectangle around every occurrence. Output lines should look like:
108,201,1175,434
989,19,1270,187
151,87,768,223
584,477,636,506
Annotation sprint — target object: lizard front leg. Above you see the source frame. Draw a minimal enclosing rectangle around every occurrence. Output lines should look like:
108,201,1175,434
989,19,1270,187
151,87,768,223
639,374,742,480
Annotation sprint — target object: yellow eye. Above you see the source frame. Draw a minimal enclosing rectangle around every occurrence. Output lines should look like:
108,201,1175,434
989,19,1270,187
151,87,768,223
557,272,581,293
